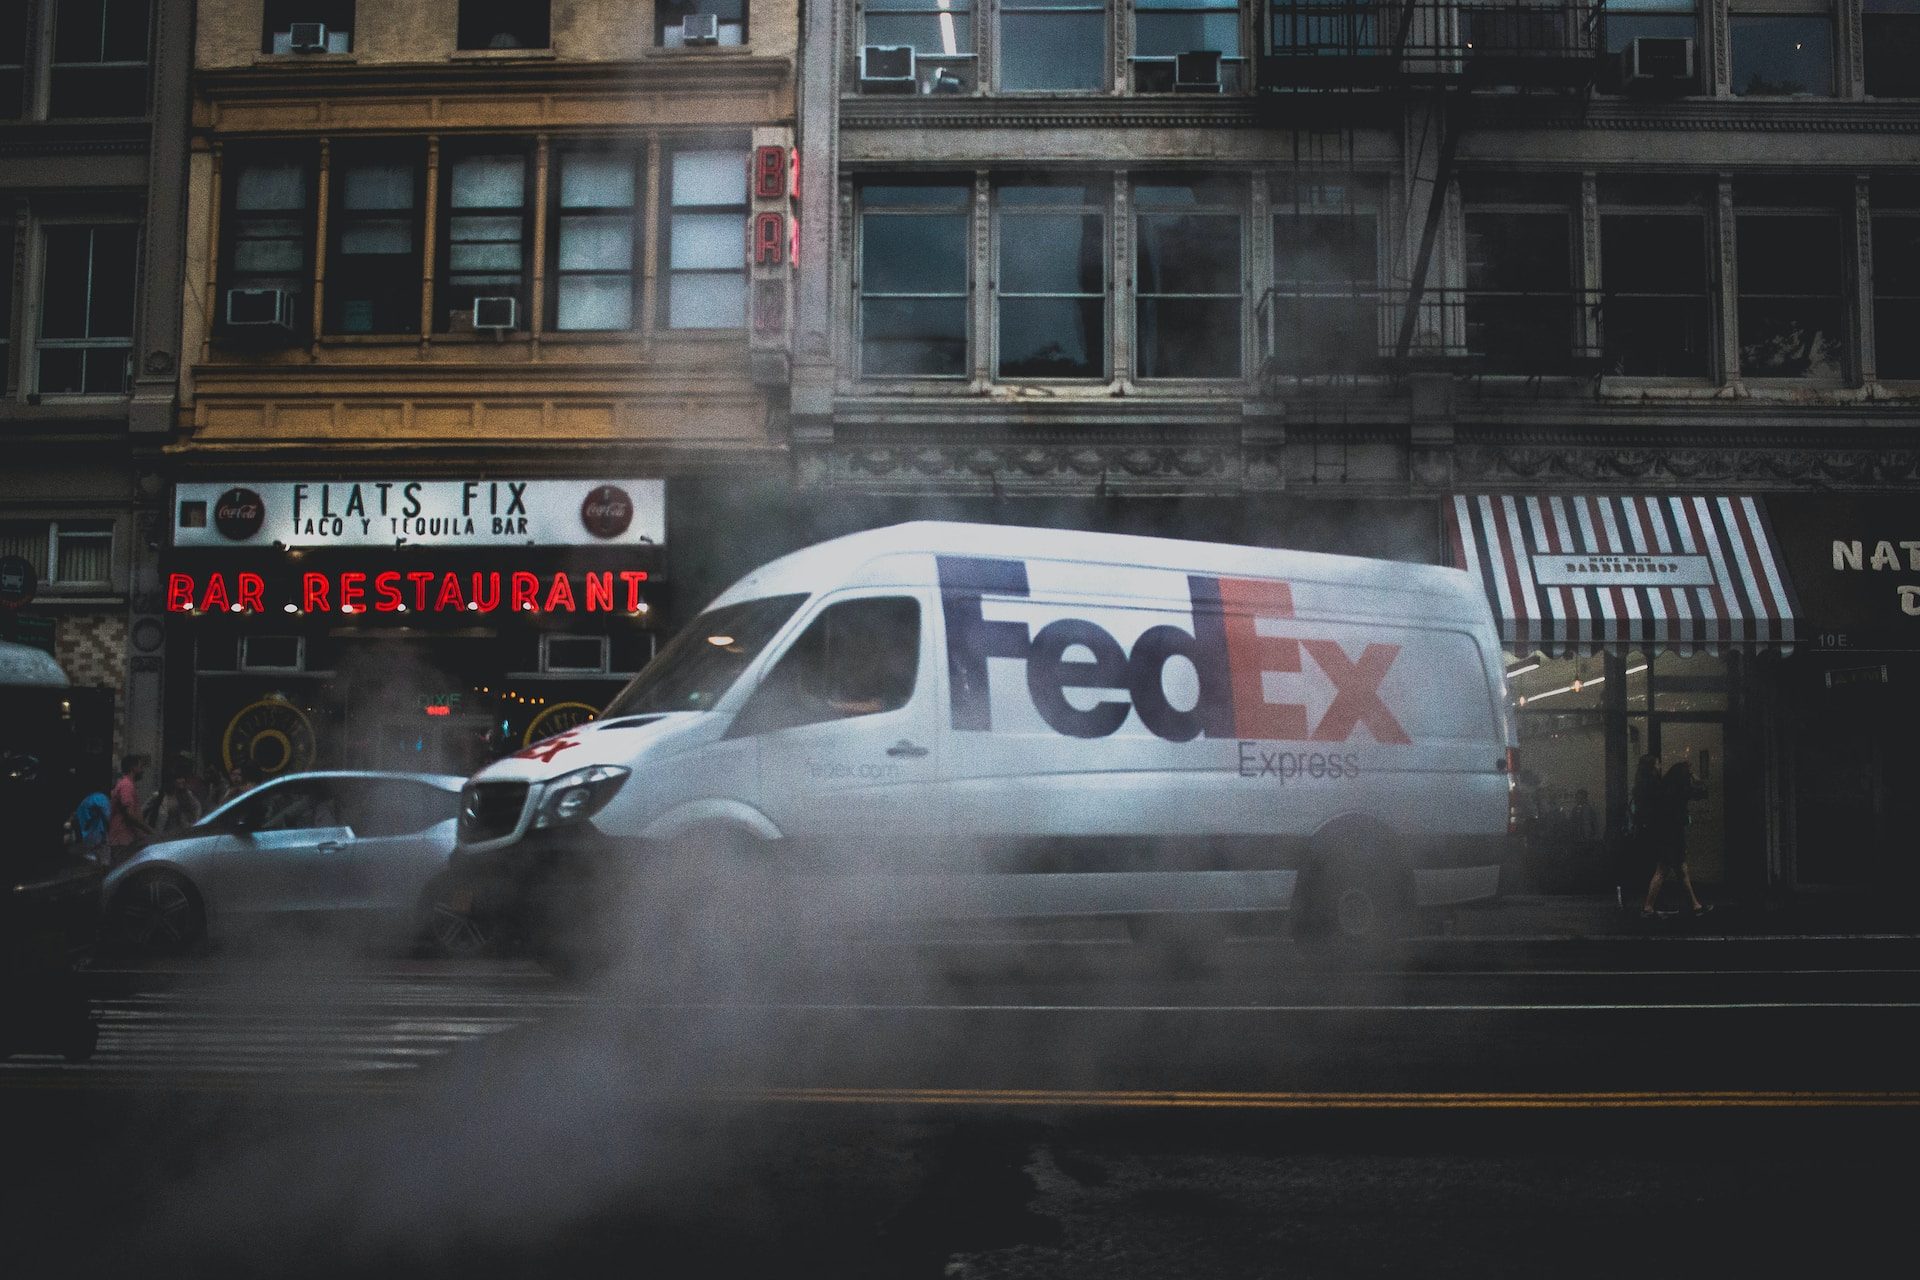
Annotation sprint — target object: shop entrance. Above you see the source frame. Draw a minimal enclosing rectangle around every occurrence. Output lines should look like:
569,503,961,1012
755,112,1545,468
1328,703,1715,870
370,713,496,776
1626,713,1726,887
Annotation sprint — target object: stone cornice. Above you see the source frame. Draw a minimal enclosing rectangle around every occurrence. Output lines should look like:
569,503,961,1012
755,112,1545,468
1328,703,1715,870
195,55,792,102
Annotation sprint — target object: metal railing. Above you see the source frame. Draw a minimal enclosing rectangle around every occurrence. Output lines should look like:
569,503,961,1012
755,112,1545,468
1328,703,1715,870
1262,0,1603,87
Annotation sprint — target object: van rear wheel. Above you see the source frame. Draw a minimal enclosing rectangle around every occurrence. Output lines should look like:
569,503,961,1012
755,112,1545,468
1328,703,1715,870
1297,854,1410,958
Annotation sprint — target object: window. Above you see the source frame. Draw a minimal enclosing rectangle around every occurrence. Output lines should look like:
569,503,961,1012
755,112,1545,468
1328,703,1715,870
1737,198,1847,379
1271,0,1378,56
1,7,25,118
600,594,808,717
859,181,971,378
222,155,314,334
438,149,532,332
1865,1,1920,97
1729,11,1832,96
341,779,460,837
228,778,345,832
37,224,136,395
1134,0,1241,89
327,151,423,334
550,149,641,332
1463,178,1576,374
0,225,11,384
662,148,748,329
1600,0,1698,90
865,0,975,56
996,180,1105,380
1268,178,1380,375
50,0,151,118
1599,185,1711,377
1135,179,1243,379
733,597,922,736
457,0,550,50
999,0,1105,91
656,0,748,46
0,520,114,589
261,1,354,53
1873,208,1920,378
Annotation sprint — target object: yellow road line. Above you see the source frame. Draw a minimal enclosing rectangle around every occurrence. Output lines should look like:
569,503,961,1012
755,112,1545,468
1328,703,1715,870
724,1087,1920,1111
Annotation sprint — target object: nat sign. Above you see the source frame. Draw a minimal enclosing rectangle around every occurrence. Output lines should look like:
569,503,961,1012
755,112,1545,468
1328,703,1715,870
937,556,1410,744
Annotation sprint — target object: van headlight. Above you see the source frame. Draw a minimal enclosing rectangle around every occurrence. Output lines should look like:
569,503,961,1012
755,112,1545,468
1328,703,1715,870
533,765,630,829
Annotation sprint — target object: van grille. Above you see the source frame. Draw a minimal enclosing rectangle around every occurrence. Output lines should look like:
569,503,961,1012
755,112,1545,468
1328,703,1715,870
460,782,529,843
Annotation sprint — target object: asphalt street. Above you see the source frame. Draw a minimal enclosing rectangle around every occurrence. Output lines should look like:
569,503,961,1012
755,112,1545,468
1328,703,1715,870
5,934,1919,1277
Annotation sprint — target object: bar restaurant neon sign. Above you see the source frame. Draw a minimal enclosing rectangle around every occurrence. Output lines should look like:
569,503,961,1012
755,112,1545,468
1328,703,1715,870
167,570,650,615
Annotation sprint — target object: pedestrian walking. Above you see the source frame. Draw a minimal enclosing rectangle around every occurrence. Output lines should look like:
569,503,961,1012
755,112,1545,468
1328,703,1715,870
70,780,111,865
153,770,204,837
106,754,155,868
1641,755,1710,919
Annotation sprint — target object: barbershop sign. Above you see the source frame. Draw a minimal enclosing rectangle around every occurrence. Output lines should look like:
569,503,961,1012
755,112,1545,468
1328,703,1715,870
173,480,665,549
1768,497,1920,652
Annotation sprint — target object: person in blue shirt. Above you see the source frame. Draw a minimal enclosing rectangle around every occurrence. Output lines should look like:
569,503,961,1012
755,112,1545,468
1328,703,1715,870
71,781,112,865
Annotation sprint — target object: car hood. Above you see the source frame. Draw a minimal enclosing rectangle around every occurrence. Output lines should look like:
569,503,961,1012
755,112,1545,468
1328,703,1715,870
102,832,229,890
466,711,712,783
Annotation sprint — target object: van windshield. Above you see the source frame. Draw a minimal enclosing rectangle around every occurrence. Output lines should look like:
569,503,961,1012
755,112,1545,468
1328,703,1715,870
600,594,808,717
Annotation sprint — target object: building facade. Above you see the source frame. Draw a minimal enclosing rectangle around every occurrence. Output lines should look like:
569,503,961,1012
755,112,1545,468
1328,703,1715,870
1,0,193,779
792,0,1920,900
166,0,798,777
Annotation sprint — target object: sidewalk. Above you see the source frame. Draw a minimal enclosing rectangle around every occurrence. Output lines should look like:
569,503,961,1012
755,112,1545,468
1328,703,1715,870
1435,893,1920,942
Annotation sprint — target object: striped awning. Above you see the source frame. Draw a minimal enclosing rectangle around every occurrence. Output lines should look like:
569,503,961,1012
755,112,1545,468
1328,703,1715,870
1448,495,1800,656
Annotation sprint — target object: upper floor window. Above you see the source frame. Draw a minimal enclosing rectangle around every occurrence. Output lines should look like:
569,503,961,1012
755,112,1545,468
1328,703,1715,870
221,154,315,340
1871,191,1920,378
549,148,642,331
662,147,748,329
864,0,975,58
0,226,13,385
327,150,423,334
0,520,115,591
1729,6,1833,96
857,181,971,378
1267,178,1380,375
1134,178,1243,380
262,1,355,54
1133,0,1241,91
438,148,533,332
1462,176,1578,374
656,0,748,47
457,0,550,50
1599,0,1699,93
50,0,151,119
999,0,1106,91
1,7,26,118
1597,177,1710,378
996,179,1107,380
1865,1,1920,98
1736,181,1848,379
37,223,137,396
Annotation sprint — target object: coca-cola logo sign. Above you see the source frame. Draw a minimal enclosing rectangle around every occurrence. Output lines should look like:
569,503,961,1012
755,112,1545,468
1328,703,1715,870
214,487,266,541
579,485,634,540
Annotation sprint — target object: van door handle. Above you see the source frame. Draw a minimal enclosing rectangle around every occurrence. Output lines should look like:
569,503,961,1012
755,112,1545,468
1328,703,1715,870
886,740,929,759
316,841,345,855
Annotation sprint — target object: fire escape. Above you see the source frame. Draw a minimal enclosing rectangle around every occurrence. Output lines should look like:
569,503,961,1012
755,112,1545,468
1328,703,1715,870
1254,0,1604,462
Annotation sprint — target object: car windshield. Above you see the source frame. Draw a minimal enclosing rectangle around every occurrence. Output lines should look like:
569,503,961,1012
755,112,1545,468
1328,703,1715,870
600,594,808,717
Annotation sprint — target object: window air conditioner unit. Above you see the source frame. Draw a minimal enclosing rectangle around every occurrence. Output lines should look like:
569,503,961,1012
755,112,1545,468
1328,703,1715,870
287,22,329,52
226,287,296,330
1623,36,1694,88
1174,49,1224,93
472,296,518,330
859,45,917,94
680,13,720,45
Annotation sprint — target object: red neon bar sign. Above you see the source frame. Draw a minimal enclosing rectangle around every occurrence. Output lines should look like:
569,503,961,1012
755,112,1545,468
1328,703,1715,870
167,570,648,615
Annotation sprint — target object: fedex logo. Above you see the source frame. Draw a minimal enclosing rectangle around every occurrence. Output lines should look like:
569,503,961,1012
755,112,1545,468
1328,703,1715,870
937,555,1411,745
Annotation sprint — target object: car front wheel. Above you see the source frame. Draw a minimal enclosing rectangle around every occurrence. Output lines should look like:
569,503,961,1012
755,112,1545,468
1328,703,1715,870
113,870,205,955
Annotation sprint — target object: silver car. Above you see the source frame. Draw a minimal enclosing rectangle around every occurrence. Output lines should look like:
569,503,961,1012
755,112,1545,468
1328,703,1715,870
103,771,487,956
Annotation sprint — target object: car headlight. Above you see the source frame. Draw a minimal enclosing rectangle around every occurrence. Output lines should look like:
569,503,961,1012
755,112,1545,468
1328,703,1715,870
533,765,630,830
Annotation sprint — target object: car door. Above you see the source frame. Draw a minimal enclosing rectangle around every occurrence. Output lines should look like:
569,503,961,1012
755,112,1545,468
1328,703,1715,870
730,591,947,886
334,778,461,915
213,777,357,915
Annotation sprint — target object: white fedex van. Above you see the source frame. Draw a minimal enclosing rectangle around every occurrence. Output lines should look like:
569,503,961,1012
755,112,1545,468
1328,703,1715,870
451,522,1517,955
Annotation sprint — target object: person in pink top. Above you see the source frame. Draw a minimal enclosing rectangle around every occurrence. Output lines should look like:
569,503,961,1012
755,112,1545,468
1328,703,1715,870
107,754,155,868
